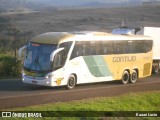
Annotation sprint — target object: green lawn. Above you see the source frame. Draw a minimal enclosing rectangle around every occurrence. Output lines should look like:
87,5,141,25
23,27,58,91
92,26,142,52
2,91,160,120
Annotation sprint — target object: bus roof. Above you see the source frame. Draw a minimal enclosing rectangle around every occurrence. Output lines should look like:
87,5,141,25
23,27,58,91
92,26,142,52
31,32,74,44
31,31,152,44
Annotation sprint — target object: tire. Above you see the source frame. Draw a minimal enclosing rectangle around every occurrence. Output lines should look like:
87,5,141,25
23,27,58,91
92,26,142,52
130,70,138,84
66,75,76,89
121,71,129,84
152,63,159,74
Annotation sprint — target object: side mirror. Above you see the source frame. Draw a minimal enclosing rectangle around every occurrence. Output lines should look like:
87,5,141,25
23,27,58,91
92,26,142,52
53,52,64,68
18,46,27,59
50,48,64,61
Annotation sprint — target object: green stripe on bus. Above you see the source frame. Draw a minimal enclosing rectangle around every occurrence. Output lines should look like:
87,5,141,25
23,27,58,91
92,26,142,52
83,56,112,77
83,56,103,77
93,56,112,76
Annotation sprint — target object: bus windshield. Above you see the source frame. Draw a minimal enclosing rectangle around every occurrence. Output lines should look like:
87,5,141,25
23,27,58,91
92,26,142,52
24,42,57,72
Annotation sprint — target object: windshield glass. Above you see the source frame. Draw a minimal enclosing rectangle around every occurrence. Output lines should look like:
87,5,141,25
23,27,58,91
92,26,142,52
24,42,57,72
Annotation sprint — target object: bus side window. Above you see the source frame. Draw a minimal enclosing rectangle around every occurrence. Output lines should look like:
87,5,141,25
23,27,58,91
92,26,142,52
59,41,72,61
127,41,136,53
53,51,65,69
94,41,114,55
103,41,113,55
85,41,96,56
136,41,150,53
143,40,153,53
70,41,85,59
113,41,122,54
58,42,72,55
95,42,103,55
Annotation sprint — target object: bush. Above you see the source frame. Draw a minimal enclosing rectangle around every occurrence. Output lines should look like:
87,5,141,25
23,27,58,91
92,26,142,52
0,55,22,77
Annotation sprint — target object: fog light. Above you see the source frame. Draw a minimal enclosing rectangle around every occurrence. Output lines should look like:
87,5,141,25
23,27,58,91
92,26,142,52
46,81,50,84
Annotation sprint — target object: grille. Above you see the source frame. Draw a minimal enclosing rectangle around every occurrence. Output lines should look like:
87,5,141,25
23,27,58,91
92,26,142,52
143,63,151,76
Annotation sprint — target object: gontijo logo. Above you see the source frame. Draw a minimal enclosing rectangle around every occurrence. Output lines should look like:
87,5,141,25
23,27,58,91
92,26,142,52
113,56,136,62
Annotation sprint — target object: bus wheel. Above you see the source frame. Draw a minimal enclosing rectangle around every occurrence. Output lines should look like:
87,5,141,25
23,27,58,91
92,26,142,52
121,71,129,84
66,75,76,89
130,70,138,84
152,63,159,74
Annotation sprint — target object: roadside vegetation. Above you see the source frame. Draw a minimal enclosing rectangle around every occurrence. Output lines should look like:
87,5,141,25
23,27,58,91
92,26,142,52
2,91,159,120
0,16,33,79
0,54,21,78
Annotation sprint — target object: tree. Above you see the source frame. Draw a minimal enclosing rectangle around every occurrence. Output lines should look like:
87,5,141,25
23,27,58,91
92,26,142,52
0,16,33,56
7,25,33,59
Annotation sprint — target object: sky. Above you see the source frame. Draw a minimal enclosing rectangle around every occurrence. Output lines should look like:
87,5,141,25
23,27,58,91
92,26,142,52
25,0,160,6
1,0,160,8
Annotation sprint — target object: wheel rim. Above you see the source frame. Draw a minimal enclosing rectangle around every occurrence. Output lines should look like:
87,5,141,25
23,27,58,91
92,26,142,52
123,73,129,82
122,71,129,84
154,65,159,73
130,70,137,83
69,77,75,87
132,72,137,81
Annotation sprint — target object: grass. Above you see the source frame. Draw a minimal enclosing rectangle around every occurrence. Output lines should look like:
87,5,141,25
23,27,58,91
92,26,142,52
1,91,160,120
10,91,160,111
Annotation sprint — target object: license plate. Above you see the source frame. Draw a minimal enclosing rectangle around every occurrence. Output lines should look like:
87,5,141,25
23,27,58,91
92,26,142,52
32,81,37,84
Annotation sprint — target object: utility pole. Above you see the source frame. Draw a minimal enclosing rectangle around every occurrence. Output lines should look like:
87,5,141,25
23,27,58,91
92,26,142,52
10,11,17,62
13,24,17,61
11,23,17,61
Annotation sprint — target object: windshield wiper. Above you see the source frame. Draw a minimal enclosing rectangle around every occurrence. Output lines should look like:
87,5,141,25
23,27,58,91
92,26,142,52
33,46,42,71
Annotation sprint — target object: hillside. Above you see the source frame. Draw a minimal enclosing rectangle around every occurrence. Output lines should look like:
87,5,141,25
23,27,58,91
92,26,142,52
0,5,160,54
0,0,159,11
7,5,160,35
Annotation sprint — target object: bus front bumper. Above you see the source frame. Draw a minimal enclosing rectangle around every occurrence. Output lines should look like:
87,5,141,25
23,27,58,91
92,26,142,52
22,74,53,87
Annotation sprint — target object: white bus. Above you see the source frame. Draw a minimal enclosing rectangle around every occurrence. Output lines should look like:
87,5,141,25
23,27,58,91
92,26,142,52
19,31,153,89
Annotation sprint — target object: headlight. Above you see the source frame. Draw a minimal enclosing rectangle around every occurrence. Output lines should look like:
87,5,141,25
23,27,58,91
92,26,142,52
22,71,25,75
45,74,54,79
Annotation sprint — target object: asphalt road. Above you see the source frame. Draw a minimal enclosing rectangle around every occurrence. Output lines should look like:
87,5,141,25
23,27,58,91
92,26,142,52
0,74,160,109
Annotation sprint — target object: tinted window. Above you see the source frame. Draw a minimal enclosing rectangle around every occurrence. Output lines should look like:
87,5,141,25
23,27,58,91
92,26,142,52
135,40,152,53
113,41,128,54
70,41,85,59
58,41,72,61
58,41,72,55
70,40,152,59
85,41,96,55
113,40,152,54
97,41,113,55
